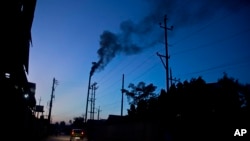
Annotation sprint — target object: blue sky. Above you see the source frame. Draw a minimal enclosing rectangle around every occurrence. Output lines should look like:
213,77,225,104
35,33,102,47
28,0,250,124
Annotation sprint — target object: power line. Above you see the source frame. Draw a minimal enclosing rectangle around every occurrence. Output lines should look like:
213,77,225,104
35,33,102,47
95,57,160,100
177,56,250,78
171,28,250,56
96,56,128,84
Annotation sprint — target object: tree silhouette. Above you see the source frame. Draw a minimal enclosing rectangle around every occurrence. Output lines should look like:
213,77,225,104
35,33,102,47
123,81,157,120
60,121,66,127
122,74,249,139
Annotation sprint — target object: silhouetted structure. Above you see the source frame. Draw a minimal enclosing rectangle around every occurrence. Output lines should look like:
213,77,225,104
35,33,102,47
1,0,38,140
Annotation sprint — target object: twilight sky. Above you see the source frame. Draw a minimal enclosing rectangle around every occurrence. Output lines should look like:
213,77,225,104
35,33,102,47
28,0,250,124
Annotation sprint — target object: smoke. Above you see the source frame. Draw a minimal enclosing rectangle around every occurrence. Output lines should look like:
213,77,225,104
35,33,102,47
90,18,161,76
146,0,250,28
90,0,250,76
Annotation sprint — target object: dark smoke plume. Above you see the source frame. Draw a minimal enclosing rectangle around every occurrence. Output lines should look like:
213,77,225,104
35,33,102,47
90,0,250,76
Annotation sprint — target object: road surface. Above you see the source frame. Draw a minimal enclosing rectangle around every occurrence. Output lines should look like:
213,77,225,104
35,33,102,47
42,135,88,141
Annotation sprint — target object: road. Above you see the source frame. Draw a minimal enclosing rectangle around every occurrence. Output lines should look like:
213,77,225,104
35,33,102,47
42,135,88,141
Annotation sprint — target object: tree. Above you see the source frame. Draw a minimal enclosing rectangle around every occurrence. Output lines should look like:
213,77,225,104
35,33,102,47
215,73,244,123
123,81,157,119
124,81,157,105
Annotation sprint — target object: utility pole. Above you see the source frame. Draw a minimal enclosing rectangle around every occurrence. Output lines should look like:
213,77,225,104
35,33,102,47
48,77,58,124
170,68,173,86
36,97,42,118
89,84,93,120
158,15,173,92
97,106,101,120
90,82,97,120
121,74,124,116
85,72,91,123
93,83,98,119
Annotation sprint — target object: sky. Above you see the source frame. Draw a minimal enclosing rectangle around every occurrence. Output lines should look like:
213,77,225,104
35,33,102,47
28,0,250,124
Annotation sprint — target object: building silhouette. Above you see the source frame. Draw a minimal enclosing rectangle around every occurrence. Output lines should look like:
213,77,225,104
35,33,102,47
1,0,38,140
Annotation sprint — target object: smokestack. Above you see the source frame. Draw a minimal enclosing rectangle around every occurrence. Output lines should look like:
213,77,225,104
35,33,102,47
85,63,95,123
90,62,97,77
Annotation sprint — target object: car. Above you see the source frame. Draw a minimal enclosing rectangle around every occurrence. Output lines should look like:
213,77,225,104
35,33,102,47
70,128,85,141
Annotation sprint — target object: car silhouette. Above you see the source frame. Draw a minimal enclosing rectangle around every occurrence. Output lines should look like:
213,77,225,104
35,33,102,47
70,128,85,141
